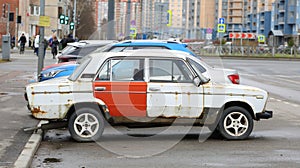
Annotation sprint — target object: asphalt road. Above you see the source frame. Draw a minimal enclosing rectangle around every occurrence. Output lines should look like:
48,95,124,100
0,50,56,168
30,57,300,167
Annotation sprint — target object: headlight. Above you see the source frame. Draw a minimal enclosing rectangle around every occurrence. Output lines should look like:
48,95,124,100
42,70,64,78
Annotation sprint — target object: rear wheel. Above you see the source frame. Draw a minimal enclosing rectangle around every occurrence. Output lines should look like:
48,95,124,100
68,108,105,142
218,106,253,140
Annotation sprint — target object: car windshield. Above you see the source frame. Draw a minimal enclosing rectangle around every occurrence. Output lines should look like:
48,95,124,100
92,43,116,53
68,56,92,81
61,45,77,55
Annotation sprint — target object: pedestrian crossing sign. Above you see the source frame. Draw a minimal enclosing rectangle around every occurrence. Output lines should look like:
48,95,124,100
218,24,226,33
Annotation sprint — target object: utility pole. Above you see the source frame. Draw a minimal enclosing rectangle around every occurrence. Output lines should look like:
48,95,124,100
73,0,76,38
125,0,131,39
6,4,10,35
37,0,45,77
107,0,115,40
15,7,18,48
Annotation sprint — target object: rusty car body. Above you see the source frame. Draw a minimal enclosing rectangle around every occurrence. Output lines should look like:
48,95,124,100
25,49,272,141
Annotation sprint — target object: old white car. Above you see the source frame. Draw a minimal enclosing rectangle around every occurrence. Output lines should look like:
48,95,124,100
25,49,272,141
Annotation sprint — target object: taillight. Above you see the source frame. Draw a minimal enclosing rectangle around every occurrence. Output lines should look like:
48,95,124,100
228,74,240,84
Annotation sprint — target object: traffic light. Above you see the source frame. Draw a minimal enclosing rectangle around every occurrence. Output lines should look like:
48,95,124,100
65,16,69,25
2,4,6,18
59,14,65,24
70,22,74,30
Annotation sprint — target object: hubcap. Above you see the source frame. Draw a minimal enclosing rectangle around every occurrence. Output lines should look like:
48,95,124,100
223,112,248,137
74,113,99,138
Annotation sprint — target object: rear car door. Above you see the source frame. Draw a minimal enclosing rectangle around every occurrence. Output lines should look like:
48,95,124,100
147,58,204,118
93,57,147,117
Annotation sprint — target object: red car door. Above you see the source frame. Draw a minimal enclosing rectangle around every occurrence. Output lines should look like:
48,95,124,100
93,58,147,117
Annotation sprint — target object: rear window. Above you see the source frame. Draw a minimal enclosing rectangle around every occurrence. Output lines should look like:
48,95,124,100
61,45,77,55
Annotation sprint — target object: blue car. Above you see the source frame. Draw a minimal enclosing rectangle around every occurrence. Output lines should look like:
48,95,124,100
38,64,78,82
39,40,197,82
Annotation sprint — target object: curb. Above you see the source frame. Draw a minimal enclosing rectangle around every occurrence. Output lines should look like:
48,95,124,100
13,120,47,168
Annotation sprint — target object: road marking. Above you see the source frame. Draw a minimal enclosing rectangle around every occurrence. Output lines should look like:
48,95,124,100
270,97,299,107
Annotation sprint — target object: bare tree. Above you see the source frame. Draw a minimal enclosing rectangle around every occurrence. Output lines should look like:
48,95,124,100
71,0,96,39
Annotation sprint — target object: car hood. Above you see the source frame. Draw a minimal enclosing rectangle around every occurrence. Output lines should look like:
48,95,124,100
41,64,78,74
42,61,76,71
203,82,268,98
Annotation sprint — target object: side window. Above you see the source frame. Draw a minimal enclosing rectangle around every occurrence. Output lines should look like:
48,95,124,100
149,59,193,83
95,58,144,81
97,61,110,81
187,58,207,74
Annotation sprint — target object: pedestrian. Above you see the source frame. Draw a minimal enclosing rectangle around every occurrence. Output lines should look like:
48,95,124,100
67,34,75,43
18,33,27,54
51,36,59,59
34,35,40,56
29,37,32,48
60,35,68,49
43,38,48,58
11,36,15,49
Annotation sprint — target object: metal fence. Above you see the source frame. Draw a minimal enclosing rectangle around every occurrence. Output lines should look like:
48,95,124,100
188,43,300,58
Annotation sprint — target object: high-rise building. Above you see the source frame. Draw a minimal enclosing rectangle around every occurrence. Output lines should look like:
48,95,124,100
246,0,274,37
271,0,299,45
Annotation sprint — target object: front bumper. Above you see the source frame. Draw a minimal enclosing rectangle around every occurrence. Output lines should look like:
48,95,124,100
256,110,273,120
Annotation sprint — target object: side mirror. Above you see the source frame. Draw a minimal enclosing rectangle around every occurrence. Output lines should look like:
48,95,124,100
193,76,202,87
193,76,210,87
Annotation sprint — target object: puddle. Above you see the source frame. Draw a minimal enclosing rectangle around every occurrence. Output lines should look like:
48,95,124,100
43,158,61,163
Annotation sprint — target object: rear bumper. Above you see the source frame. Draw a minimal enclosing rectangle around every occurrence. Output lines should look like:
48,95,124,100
256,110,273,120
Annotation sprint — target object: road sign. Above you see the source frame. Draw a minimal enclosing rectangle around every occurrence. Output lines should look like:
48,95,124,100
206,34,212,40
206,28,212,34
167,10,172,27
218,18,225,24
229,33,256,39
130,28,137,38
38,16,50,27
247,33,255,39
217,24,226,33
258,35,265,43
241,33,247,39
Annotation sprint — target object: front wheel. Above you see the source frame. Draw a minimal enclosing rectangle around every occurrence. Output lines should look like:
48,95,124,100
68,108,105,142
218,106,253,140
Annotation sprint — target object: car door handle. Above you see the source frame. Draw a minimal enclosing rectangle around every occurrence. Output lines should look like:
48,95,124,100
95,87,106,91
149,87,160,91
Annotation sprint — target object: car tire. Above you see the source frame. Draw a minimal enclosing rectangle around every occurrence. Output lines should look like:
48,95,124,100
218,106,253,140
68,108,105,142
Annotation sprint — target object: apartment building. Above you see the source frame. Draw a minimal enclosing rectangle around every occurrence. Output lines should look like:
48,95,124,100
215,0,247,33
0,0,19,46
18,0,73,40
271,0,300,45
246,0,274,37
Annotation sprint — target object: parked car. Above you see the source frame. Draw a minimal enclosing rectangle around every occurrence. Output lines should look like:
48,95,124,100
39,40,240,84
25,49,272,142
38,64,78,82
56,40,115,63
258,44,270,52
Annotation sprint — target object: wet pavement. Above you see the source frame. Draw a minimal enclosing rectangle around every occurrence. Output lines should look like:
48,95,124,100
0,49,55,167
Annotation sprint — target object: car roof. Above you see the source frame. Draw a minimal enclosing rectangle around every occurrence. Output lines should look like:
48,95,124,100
67,40,115,48
114,40,186,46
89,49,191,60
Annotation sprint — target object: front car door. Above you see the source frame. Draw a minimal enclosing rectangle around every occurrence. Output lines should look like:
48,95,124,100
146,58,204,118
93,57,147,117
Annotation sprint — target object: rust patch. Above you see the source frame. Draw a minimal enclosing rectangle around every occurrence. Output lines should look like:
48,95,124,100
32,106,47,114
